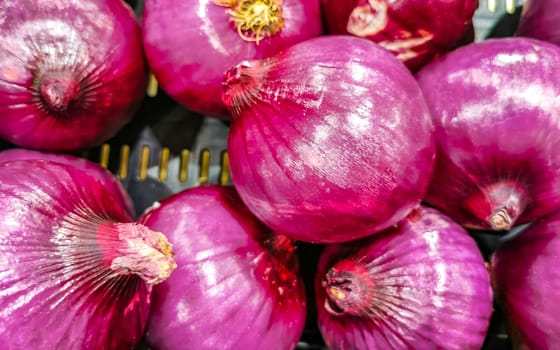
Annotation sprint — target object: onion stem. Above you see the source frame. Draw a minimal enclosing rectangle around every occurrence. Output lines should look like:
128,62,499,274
222,60,261,116
347,0,388,37
59,212,176,285
465,180,529,231
322,259,375,317
485,182,528,231
489,206,514,231
106,223,177,285
36,73,81,114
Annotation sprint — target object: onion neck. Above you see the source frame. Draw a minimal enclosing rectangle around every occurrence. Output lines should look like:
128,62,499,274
37,72,81,114
213,0,284,44
465,180,529,231
346,0,388,37
97,222,177,285
322,259,375,317
222,60,262,116
489,206,516,231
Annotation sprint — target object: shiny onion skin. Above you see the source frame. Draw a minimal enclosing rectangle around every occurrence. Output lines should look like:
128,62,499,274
0,160,176,350
140,185,306,350
517,0,560,46
0,148,134,216
416,38,560,231
0,0,147,151
142,0,322,118
223,35,435,243
492,212,560,349
316,206,493,350
319,0,478,71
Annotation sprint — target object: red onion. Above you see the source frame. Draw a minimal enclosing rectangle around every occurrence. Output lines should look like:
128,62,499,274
319,0,478,70
316,206,494,349
0,160,176,350
416,37,560,231
142,0,322,118
0,0,147,151
139,185,306,350
0,148,133,216
222,35,435,243
517,0,560,46
491,211,560,348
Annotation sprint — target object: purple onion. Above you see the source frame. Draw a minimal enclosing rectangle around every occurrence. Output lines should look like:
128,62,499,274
416,37,560,231
316,206,493,349
222,35,435,243
0,148,133,216
0,160,176,349
139,185,307,350
0,0,147,151
142,0,322,118
492,211,560,348
517,0,560,46
319,0,478,70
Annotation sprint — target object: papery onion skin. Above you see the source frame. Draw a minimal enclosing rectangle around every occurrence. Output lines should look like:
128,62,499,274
319,0,478,70
0,0,147,151
416,38,560,231
316,206,493,350
223,35,435,243
142,0,322,118
517,0,560,46
139,185,307,350
0,160,176,350
0,148,134,216
491,211,560,349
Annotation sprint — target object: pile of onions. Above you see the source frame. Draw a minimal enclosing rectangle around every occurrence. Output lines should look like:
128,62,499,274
0,0,147,151
0,160,176,350
516,0,560,46
315,206,493,349
416,37,560,232
139,185,306,350
0,148,133,214
492,211,560,348
142,0,322,118
319,0,478,70
222,35,435,243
